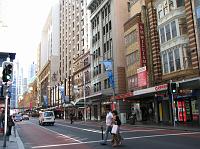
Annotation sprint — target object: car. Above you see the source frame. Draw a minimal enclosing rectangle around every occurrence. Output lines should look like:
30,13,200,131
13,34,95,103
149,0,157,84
14,114,23,122
22,114,29,120
39,111,55,126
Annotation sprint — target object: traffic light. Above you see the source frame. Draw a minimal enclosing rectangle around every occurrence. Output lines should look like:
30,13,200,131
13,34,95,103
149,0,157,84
2,61,13,82
167,82,177,94
170,82,177,94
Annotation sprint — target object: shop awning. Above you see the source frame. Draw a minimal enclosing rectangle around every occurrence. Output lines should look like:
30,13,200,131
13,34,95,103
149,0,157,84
72,92,103,107
112,84,168,100
179,78,200,90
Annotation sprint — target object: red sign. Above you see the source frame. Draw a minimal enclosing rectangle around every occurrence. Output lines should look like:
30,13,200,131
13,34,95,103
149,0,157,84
137,66,147,87
155,84,168,91
138,23,147,67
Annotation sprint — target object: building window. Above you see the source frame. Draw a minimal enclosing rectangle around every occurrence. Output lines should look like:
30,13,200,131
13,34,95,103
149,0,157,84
124,30,138,47
127,75,138,90
174,48,181,70
171,21,177,38
109,21,112,30
165,24,171,41
126,50,139,66
160,27,165,43
102,10,104,19
163,53,169,73
176,0,185,8
108,4,110,14
169,51,175,72
104,78,111,89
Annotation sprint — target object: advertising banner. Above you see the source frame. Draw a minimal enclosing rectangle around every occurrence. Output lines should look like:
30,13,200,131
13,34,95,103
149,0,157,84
137,66,147,87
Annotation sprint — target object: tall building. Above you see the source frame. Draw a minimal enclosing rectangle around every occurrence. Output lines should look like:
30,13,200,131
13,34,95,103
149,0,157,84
59,0,90,119
28,62,36,83
59,0,90,82
37,2,60,109
88,0,129,120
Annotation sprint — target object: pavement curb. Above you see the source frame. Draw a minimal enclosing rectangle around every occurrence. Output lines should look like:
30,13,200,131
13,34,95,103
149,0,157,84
15,128,25,149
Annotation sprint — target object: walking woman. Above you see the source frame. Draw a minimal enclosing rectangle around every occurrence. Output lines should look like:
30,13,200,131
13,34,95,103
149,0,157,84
111,110,122,147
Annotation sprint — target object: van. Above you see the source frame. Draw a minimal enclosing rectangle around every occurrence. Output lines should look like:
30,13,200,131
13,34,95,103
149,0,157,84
39,111,55,126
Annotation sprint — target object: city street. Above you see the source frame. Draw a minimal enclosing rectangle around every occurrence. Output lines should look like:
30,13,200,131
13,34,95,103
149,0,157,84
15,118,200,149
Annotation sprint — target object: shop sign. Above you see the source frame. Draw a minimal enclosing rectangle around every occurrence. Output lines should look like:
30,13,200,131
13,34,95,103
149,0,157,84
134,84,168,96
155,84,168,91
137,66,147,87
138,23,147,67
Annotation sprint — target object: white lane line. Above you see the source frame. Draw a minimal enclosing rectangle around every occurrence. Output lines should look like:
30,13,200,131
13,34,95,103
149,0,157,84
32,131,200,148
121,129,166,133
57,123,167,134
56,123,102,133
124,131,200,140
30,122,82,143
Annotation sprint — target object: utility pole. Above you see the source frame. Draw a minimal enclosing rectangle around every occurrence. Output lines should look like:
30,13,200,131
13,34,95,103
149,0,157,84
170,80,176,127
3,83,9,147
83,72,86,122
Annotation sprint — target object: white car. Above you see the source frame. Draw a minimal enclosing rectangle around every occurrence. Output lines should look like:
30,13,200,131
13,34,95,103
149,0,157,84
39,111,55,126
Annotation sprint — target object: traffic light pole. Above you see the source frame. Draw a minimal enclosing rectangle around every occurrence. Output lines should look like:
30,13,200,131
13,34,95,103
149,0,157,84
170,80,176,127
3,84,9,147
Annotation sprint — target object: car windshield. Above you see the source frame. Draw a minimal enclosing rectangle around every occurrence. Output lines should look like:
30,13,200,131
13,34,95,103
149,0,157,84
44,112,53,117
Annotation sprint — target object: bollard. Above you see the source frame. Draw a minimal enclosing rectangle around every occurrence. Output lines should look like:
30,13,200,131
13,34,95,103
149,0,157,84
101,125,104,140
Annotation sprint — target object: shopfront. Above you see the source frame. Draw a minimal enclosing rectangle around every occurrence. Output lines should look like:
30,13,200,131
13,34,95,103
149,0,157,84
116,84,169,123
178,79,200,125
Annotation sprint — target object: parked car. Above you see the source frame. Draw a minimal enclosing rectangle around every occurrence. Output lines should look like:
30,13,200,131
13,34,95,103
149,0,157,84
22,114,29,120
39,111,55,126
14,114,23,122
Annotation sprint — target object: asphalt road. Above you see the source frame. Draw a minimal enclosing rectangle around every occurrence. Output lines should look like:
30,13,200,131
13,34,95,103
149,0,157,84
15,118,200,149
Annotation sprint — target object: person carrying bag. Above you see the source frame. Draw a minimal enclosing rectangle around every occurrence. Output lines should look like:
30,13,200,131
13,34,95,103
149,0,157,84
111,110,122,147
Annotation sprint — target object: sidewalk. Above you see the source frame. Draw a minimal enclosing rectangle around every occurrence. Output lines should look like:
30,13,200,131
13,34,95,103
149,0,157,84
57,119,200,132
0,126,24,149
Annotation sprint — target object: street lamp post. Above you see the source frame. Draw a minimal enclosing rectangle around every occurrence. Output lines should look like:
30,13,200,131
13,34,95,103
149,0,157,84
83,72,86,122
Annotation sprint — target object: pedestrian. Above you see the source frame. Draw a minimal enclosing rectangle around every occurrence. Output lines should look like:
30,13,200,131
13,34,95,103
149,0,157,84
101,108,113,145
69,112,74,124
0,110,4,128
111,110,122,147
7,115,15,136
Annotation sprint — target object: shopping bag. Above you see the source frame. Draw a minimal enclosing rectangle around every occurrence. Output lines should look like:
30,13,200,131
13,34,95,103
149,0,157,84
111,125,118,134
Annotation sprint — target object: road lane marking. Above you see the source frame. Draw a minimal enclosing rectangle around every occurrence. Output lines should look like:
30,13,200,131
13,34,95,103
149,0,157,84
29,121,82,143
32,131,200,148
57,123,168,134
121,129,165,133
56,123,102,133
124,131,200,140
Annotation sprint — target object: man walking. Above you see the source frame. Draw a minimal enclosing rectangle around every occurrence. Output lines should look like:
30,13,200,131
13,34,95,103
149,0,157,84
101,108,113,145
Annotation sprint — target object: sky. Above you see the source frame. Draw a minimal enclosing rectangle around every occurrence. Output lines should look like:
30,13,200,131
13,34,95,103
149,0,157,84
0,0,57,68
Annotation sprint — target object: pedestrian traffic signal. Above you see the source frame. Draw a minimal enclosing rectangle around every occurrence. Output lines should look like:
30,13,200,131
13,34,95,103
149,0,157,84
170,82,177,94
167,82,177,94
2,61,13,82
